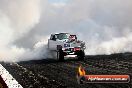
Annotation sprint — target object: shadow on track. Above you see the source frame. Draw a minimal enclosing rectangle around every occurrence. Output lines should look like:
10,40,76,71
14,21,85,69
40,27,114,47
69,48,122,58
18,58,83,65
18,52,132,65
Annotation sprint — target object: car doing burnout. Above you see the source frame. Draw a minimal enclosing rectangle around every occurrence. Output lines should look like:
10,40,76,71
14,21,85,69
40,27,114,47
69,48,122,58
48,33,86,61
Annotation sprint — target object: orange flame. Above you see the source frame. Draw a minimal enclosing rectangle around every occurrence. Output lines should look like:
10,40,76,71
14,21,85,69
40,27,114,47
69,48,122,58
78,65,86,76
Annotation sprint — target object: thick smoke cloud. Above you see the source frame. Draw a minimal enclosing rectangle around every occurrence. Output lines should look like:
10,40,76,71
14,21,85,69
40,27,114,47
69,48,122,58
0,0,132,62
0,0,42,61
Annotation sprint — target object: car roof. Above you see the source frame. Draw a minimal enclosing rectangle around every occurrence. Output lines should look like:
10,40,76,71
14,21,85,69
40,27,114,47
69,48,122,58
55,33,69,35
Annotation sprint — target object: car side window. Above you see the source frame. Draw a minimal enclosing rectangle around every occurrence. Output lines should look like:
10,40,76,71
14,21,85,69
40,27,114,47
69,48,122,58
52,35,56,41
50,35,56,41
50,35,53,40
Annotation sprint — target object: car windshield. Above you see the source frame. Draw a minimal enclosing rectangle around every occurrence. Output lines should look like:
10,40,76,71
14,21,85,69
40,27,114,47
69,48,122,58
56,33,69,40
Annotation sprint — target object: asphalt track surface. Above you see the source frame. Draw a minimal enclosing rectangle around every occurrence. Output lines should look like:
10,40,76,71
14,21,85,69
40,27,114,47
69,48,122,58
1,53,132,88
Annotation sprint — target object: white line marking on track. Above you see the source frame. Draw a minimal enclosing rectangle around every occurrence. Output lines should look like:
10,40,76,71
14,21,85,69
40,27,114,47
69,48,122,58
0,64,23,88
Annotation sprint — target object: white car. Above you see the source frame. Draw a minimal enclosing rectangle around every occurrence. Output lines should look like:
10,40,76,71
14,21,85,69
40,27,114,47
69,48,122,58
48,33,86,61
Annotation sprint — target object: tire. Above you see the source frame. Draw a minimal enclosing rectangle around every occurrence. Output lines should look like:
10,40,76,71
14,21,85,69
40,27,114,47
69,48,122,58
57,49,64,61
77,50,85,60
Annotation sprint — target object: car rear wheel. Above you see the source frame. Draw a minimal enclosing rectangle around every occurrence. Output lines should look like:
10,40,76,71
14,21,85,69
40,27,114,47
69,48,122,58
77,50,85,60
